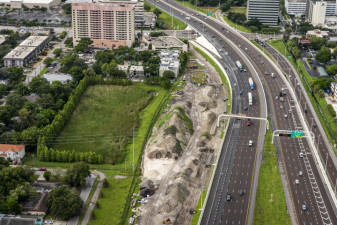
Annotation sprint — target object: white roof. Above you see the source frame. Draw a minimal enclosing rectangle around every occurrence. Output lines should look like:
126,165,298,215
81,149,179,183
0,35,7,45
43,74,73,83
4,46,36,60
20,36,48,47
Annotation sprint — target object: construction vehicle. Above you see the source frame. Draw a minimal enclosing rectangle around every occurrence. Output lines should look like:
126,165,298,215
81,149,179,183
163,218,171,224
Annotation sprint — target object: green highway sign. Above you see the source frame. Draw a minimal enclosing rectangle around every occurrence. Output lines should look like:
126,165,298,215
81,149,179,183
207,12,213,16
291,130,303,138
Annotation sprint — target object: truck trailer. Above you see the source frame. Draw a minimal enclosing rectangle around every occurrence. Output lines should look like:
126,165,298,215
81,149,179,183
248,78,254,90
248,92,253,105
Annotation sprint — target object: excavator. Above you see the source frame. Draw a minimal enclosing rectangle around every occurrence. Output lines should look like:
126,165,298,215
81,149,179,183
163,218,171,224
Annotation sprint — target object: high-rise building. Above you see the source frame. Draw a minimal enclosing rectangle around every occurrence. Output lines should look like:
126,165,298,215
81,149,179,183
247,0,280,27
306,0,336,19
285,0,307,16
307,1,327,26
72,2,135,49
98,0,144,27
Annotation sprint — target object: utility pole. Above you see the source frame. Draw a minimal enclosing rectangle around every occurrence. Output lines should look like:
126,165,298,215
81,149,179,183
133,127,135,172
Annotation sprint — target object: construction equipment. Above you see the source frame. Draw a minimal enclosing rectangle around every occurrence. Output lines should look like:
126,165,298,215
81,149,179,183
163,218,171,224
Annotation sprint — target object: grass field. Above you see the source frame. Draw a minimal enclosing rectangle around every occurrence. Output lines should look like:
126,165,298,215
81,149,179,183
88,170,132,225
268,40,337,154
53,85,153,164
253,119,291,225
223,16,251,33
228,7,246,15
191,72,207,85
144,1,187,30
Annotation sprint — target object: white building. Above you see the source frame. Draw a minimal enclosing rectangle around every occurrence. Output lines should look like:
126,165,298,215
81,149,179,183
306,29,329,39
308,1,327,26
285,0,307,16
0,78,10,85
129,65,144,76
145,36,188,52
247,0,280,26
0,144,25,162
0,35,7,45
159,50,181,78
43,73,73,84
3,36,49,67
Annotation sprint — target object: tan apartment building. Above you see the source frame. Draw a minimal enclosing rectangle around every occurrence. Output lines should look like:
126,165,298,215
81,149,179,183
72,2,135,49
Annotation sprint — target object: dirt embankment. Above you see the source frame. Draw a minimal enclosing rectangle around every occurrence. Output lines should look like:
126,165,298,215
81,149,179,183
136,47,227,225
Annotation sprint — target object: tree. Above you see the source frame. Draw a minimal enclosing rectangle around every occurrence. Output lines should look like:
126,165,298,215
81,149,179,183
291,46,301,59
309,36,326,50
315,47,331,64
6,93,26,110
69,67,84,81
43,57,53,67
65,162,91,187
153,8,162,18
53,48,63,57
0,105,14,125
163,70,175,80
62,3,72,14
283,34,290,42
83,68,96,77
6,197,20,214
101,61,119,77
43,171,51,181
285,27,292,34
29,77,50,94
74,37,93,53
327,64,337,75
148,43,152,50
220,2,231,12
46,186,83,220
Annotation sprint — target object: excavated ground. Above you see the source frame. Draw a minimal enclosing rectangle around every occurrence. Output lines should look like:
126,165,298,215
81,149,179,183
136,46,228,225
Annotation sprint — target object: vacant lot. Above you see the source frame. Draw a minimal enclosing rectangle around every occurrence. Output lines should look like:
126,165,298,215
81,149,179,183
53,85,153,164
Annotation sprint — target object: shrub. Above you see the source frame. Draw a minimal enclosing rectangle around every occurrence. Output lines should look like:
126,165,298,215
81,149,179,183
327,104,336,117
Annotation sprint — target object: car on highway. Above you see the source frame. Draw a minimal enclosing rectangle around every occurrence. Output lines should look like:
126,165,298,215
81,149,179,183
295,179,300,184
244,106,248,110
276,96,279,100
239,190,244,196
288,110,292,114
299,171,303,176
244,69,247,72
302,205,307,211
226,194,231,201
313,123,317,128
280,105,283,109
284,114,288,118
247,120,251,126
240,91,243,95
300,152,304,158
248,140,253,146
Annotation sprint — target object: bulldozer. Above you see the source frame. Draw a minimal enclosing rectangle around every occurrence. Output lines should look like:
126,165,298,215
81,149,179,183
163,218,171,224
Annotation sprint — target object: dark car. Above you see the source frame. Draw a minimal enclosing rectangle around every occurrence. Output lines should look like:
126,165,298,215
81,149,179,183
239,190,244,196
226,194,231,201
38,168,47,171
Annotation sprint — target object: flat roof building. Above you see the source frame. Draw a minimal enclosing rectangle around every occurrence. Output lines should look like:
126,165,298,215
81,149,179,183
3,36,49,67
308,1,327,26
306,29,329,39
286,0,307,16
43,73,73,84
145,36,188,52
159,50,181,78
247,0,280,27
72,2,135,49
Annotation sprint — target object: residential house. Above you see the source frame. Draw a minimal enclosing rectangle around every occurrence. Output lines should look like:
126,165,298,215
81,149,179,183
0,144,25,162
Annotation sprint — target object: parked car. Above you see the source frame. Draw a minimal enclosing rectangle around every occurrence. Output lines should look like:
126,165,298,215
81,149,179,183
38,168,47,171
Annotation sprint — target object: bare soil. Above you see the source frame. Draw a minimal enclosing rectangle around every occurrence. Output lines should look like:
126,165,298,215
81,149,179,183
136,46,228,225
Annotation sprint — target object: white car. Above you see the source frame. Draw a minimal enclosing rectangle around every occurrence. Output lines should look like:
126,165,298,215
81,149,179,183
248,140,253,146
299,171,303,176
295,179,300,184
284,114,288,118
280,105,283,109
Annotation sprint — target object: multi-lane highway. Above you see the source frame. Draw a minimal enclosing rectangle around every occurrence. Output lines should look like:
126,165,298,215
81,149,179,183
146,1,337,224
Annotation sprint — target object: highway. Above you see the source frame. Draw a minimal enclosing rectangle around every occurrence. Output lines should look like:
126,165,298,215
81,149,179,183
147,1,337,225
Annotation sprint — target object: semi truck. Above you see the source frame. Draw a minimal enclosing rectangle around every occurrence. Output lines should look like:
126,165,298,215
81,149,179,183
248,92,253,105
248,78,254,90
236,61,243,72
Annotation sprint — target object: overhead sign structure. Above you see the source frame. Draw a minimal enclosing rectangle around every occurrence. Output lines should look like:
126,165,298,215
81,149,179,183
207,12,212,16
292,130,303,138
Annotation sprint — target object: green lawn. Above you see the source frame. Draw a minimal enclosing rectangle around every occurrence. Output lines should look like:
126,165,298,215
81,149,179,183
191,72,207,85
145,1,187,30
253,119,291,225
228,7,246,15
268,40,337,155
190,189,208,225
88,170,132,225
53,85,153,164
24,83,168,224
39,67,48,75
223,16,251,33
175,0,218,16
